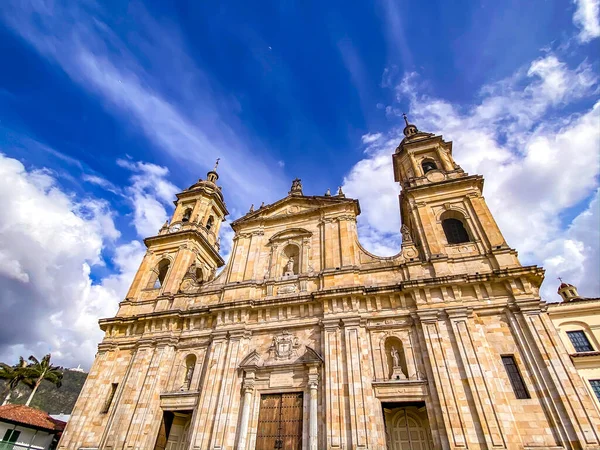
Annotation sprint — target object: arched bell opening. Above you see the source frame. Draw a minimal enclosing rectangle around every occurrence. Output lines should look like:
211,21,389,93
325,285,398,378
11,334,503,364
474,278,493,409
421,159,438,174
147,258,171,289
181,208,192,223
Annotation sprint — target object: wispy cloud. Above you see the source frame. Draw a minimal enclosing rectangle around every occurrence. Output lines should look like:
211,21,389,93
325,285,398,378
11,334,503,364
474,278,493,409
573,0,600,42
0,0,287,209
117,158,180,238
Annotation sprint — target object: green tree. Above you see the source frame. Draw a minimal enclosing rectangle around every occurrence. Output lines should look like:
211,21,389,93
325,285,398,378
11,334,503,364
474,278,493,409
23,354,63,407
0,357,28,405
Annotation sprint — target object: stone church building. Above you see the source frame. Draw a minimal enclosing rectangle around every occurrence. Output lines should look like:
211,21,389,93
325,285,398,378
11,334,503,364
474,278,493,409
58,120,600,450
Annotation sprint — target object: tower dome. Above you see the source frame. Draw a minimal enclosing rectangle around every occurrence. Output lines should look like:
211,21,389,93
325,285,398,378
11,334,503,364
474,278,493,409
402,113,419,138
557,280,580,302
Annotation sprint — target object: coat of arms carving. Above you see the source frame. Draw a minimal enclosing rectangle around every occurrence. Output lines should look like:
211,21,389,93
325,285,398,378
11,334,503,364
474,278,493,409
268,331,300,361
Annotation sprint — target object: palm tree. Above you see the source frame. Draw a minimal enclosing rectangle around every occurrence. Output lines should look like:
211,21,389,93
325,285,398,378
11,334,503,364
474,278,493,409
0,357,28,405
23,354,63,407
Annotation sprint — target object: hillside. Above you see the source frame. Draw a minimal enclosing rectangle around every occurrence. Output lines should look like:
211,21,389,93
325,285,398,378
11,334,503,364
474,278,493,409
1,369,87,414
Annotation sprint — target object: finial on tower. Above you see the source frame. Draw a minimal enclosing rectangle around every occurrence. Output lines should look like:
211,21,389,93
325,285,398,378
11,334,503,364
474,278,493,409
402,113,418,138
207,158,220,183
289,178,304,196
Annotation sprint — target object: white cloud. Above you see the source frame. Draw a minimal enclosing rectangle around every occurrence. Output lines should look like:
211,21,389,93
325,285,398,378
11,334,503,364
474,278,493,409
573,0,600,42
117,159,180,238
0,153,145,368
361,133,382,144
345,53,600,300
82,173,120,195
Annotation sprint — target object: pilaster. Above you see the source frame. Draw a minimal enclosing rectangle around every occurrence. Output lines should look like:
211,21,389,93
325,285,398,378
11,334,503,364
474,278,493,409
321,318,346,448
342,317,369,449
416,309,468,448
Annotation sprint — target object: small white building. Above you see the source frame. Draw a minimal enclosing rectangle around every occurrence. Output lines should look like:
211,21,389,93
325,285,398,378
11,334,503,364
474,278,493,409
0,404,65,450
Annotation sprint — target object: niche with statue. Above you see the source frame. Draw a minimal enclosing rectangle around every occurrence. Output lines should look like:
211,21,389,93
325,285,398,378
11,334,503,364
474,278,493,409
282,244,300,276
384,337,409,381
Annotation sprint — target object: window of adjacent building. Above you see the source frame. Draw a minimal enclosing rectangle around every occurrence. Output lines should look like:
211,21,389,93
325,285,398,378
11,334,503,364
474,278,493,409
567,330,594,352
501,355,530,399
590,380,600,402
1,429,20,447
101,383,118,414
442,218,470,244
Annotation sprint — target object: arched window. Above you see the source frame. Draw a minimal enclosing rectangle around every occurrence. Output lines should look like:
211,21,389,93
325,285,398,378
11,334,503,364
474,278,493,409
182,208,192,222
182,354,197,390
148,259,171,289
206,216,214,230
442,218,470,244
421,160,438,174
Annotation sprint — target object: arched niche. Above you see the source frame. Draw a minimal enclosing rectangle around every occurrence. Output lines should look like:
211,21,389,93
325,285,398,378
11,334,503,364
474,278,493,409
266,228,312,278
282,243,300,276
182,354,197,390
384,336,409,380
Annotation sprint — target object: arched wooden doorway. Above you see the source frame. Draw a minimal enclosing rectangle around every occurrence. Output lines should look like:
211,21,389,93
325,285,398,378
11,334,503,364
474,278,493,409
384,405,433,450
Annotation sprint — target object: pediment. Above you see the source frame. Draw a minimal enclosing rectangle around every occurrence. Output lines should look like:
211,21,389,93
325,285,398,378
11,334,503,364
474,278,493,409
231,195,359,228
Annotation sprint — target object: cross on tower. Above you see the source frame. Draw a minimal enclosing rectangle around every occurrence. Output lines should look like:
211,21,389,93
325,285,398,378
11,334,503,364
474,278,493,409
402,112,409,127
213,158,220,171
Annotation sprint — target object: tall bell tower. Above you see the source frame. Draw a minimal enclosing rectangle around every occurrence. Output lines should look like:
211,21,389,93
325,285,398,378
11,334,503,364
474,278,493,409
393,115,520,276
119,161,228,314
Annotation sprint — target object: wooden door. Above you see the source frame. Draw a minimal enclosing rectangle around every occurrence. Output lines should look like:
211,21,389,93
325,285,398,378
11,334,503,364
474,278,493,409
256,393,303,450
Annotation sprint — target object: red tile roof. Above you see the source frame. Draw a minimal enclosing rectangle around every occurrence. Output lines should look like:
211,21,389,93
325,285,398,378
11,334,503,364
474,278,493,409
0,404,66,432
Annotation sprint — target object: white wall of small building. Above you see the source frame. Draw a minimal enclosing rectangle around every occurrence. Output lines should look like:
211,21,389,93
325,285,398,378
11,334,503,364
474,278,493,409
0,421,55,449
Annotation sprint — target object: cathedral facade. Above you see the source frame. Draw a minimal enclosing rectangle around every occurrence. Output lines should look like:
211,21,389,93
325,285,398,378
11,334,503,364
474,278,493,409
58,121,600,450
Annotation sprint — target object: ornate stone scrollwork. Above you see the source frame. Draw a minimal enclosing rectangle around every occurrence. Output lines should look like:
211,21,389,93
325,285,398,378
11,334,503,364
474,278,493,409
278,284,298,295
268,331,301,361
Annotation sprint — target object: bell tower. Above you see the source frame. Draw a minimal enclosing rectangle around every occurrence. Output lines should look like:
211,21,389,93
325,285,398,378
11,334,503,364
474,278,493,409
393,115,520,275
120,160,228,312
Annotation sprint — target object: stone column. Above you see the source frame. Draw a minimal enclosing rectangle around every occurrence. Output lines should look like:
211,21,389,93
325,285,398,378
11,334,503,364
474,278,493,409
236,371,255,450
308,366,319,450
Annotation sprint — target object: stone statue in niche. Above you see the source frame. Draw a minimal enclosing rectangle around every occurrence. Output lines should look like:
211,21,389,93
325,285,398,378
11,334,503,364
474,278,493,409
389,346,407,381
284,256,295,276
181,364,194,390
391,347,400,367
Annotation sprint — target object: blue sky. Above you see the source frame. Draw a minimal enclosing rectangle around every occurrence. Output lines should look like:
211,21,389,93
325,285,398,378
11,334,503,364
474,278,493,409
0,0,598,368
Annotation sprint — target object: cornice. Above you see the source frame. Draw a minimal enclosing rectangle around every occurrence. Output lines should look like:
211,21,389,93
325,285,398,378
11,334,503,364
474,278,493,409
144,230,225,266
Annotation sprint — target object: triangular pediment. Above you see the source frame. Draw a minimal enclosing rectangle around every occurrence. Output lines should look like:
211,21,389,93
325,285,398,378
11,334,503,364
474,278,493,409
231,195,359,228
